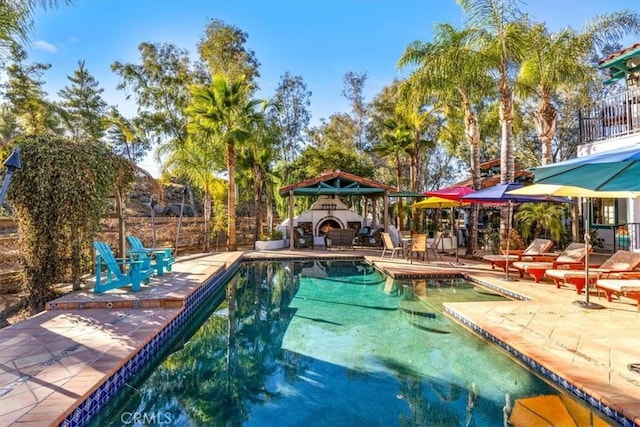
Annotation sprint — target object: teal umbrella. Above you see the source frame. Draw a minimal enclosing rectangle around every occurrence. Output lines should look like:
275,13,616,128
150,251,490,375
532,146,640,191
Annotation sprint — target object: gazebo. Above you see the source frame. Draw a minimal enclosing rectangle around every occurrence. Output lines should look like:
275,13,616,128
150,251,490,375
278,170,397,250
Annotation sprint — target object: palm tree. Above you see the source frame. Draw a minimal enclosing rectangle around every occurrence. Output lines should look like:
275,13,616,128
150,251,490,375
161,130,226,252
372,119,412,230
457,0,527,184
517,25,592,166
395,104,438,192
237,119,279,246
398,23,494,254
187,74,266,251
518,12,640,166
514,202,564,243
0,1,71,57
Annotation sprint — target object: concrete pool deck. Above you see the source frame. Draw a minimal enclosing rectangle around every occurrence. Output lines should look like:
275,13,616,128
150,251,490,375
0,248,638,426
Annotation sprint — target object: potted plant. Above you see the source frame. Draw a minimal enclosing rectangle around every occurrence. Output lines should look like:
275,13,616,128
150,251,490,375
255,229,286,250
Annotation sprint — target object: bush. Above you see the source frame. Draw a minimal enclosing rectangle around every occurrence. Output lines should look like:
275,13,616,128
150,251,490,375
260,229,283,241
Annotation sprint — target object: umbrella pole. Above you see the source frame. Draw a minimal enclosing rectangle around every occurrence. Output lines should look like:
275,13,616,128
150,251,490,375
501,201,517,281
451,202,464,266
573,197,604,309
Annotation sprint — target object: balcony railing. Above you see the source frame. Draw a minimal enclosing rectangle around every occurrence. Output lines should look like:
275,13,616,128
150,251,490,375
613,223,640,252
579,87,640,144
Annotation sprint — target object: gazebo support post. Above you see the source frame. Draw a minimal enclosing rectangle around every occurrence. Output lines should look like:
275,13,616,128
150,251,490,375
383,191,389,232
289,190,295,250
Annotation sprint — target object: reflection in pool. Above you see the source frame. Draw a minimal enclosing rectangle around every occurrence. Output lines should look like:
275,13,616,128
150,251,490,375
91,260,612,426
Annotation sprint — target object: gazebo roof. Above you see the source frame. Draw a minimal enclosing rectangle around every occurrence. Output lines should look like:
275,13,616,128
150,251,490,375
278,169,395,197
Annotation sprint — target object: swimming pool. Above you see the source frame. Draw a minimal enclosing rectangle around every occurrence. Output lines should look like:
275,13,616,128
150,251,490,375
90,259,612,426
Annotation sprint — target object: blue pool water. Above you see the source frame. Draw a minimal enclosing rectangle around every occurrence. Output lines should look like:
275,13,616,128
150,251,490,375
90,260,611,426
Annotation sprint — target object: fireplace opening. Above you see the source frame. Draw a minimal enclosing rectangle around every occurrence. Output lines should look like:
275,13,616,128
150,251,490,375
317,218,342,236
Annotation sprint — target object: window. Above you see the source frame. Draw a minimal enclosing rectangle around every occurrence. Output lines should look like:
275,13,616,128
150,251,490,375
591,198,616,226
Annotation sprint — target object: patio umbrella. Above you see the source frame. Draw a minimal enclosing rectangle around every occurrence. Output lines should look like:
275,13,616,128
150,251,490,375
423,186,476,265
423,185,475,201
413,197,471,263
507,183,640,309
532,145,640,191
506,183,640,199
461,182,569,280
413,196,469,209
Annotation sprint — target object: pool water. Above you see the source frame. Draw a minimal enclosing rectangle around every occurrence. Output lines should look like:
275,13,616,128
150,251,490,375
91,260,612,426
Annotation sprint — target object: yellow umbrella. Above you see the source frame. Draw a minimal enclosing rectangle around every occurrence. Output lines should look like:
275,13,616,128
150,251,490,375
412,196,470,209
506,183,640,199
413,197,471,264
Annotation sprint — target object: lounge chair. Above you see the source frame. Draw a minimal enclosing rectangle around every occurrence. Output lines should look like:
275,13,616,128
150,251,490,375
127,235,175,276
93,240,154,293
381,232,405,259
596,272,640,310
512,243,591,283
482,238,554,272
545,250,640,294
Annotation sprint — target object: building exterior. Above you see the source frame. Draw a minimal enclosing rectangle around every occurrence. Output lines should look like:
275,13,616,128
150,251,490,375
577,42,640,252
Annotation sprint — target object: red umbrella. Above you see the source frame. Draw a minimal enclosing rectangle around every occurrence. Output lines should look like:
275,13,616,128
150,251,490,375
423,186,475,201
422,186,475,265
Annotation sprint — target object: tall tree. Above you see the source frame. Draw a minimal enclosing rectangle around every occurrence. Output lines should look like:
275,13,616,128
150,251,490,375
112,42,206,151
57,60,108,142
268,72,311,164
103,107,151,163
197,19,261,86
2,44,56,135
457,0,526,184
396,103,438,192
187,75,266,251
161,129,226,253
237,118,279,244
398,23,495,254
342,71,369,151
518,11,640,166
372,119,412,230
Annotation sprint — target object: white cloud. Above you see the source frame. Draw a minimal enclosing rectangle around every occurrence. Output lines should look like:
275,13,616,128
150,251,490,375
33,40,58,53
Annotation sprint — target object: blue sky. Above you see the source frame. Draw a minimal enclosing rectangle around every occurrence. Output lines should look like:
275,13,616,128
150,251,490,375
27,0,639,174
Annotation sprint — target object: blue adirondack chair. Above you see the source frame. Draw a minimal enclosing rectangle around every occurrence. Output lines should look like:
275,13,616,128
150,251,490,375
126,235,175,276
93,240,154,293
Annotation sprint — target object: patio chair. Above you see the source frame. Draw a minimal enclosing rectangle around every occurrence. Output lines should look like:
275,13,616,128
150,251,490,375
482,238,554,272
512,243,591,283
93,240,154,293
545,250,640,294
293,227,312,249
127,235,175,276
381,232,405,259
426,232,443,262
409,233,427,263
595,272,640,310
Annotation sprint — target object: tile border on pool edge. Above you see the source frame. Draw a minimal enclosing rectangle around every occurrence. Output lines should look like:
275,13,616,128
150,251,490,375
59,259,243,427
444,307,631,427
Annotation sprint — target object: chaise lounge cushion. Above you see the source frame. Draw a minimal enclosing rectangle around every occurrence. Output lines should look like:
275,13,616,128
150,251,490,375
512,243,591,282
545,250,640,294
483,238,554,272
596,276,640,310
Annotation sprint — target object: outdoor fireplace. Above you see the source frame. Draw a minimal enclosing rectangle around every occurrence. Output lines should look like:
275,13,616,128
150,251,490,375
316,217,344,236
278,195,369,247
